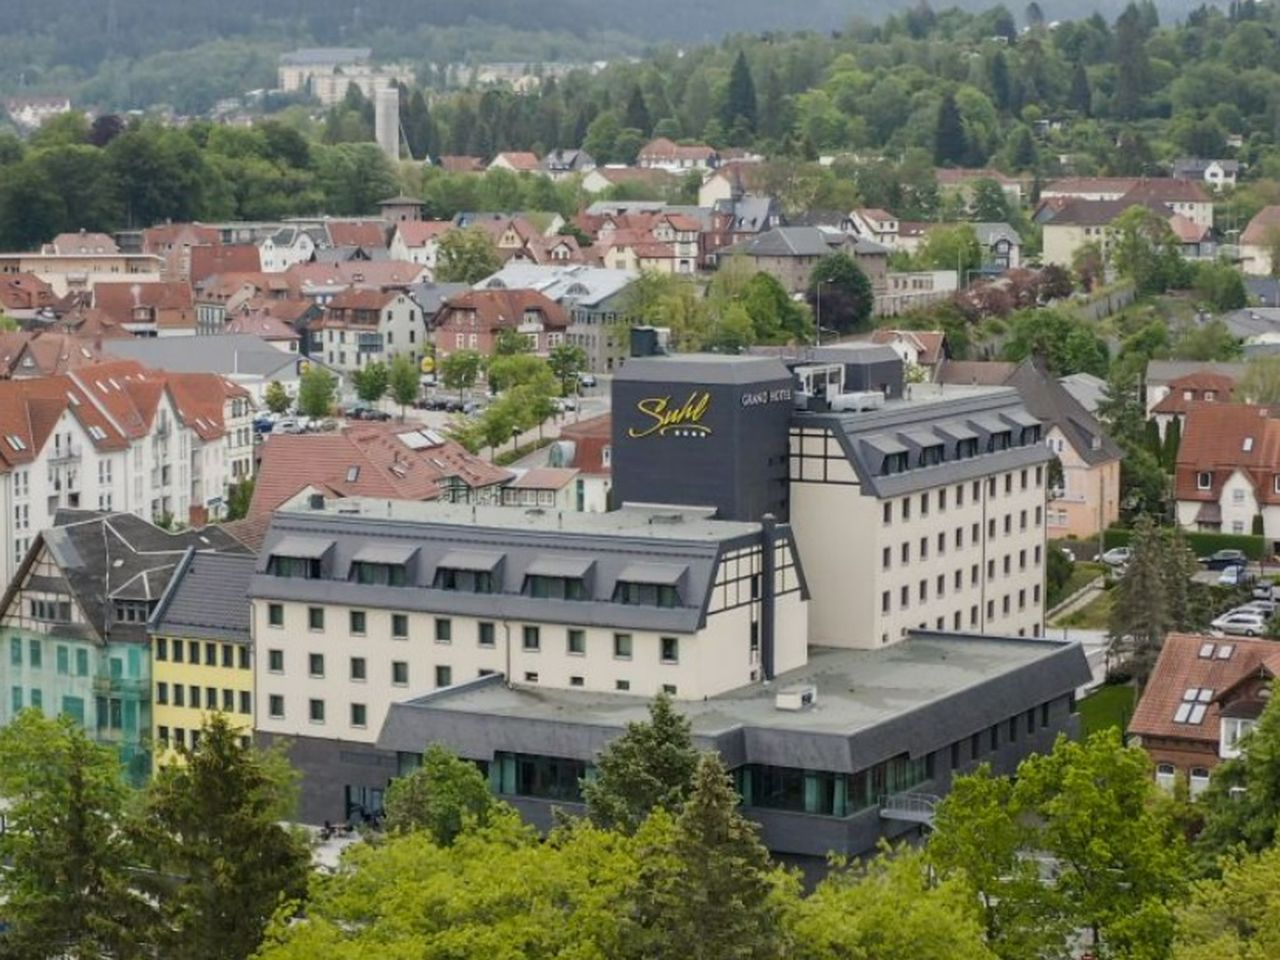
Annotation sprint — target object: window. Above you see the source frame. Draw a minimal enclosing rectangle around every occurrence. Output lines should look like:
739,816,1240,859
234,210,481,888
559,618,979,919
881,590,890,614
614,633,633,659
392,613,409,638
155,637,167,661
392,661,408,686
156,682,168,705
351,703,367,728
522,626,540,651
239,646,250,670
268,695,284,719
76,649,89,676
268,649,284,673
1174,687,1213,724
938,488,947,511
349,610,366,635
174,685,186,707
660,636,679,664
920,536,928,560
567,629,586,655
435,665,452,688
900,585,909,609
524,671,539,683
1196,471,1211,490
309,699,325,724
350,657,366,681
307,607,325,631
435,618,452,643
616,679,631,691
901,542,910,564
902,498,910,521
308,653,324,678
239,691,251,715
920,492,929,516
222,644,233,668
172,640,184,664
190,686,202,709
204,643,217,666
222,688,234,712
479,621,496,647
882,502,891,524
882,547,891,570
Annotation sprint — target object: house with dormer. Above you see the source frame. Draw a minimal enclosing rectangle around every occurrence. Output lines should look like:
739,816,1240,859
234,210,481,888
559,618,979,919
432,289,568,364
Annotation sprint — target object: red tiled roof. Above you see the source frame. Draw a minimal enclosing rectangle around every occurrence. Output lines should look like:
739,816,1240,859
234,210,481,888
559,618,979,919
1122,178,1212,205
492,151,541,172
1174,402,1280,503
1152,372,1238,415
8,334,105,378
93,281,195,329
438,155,486,174
438,289,570,332
189,244,261,285
141,223,220,252
1130,633,1280,744
0,273,58,312
165,372,249,441
1043,177,1141,196
870,329,947,366
225,312,301,341
508,467,578,490
326,287,398,312
393,221,453,247
0,373,130,470
48,231,119,255
559,413,612,475
638,138,716,162
1167,213,1210,243
1242,206,1280,246
248,423,511,517
326,221,389,249
286,261,426,289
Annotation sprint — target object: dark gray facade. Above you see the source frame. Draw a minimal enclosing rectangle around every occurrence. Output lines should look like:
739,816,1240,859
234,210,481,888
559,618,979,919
612,355,795,522
258,731,399,825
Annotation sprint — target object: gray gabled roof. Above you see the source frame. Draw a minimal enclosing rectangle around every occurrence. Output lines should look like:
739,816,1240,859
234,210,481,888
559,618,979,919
971,221,1021,245
149,549,255,642
101,334,303,379
1145,360,1248,388
1003,359,1122,466
475,264,637,308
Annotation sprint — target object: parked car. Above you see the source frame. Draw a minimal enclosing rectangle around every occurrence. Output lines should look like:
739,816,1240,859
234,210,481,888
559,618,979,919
252,416,276,435
578,372,598,389
1254,581,1276,601
1201,549,1249,571
1238,598,1277,617
271,417,304,435
1219,564,1255,587
1100,547,1132,567
345,403,391,422
1211,610,1268,636
553,396,577,413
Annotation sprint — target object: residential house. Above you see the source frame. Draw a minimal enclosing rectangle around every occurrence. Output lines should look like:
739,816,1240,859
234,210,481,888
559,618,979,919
388,221,453,272
697,161,768,207
1150,371,1238,439
539,149,596,181
47,232,120,256
848,209,901,248
4,95,71,132
499,467,579,511
488,152,541,174
0,511,248,783
433,289,569,363
709,195,783,257
224,309,302,352
1171,158,1240,191
1122,178,1215,231
1174,402,1280,546
1040,177,1141,202
189,245,262,286
474,264,637,373
377,196,424,223
437,155,486,174
193,271,298,332
1145,361,1247,416
139,223,222,281
548,412,613,512
1,333,105,380
1003,359,1121,540
1130,633,1280,795
727,226,890,299
258,227,318,273
149,550,257,764
580,166,678,196
284,261,428,305
636,137,718,173
1240,206,1280,276
0,273,60,320
325,220,390,250
878,271,958,317
93,282,196,337
0,250,164,297
317,288,426,373
868,329,948,380
593,212,702,276
1040,196,1210,268
972,222,1022,271
248,423,510,518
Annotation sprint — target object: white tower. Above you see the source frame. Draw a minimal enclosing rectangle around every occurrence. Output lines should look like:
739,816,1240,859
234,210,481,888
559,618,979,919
374,83,400,162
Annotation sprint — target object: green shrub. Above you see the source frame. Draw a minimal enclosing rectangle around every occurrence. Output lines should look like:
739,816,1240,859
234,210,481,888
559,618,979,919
1103,526,1265,561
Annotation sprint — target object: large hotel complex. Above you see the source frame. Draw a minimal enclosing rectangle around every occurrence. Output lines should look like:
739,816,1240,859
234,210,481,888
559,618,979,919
0,343,1089,866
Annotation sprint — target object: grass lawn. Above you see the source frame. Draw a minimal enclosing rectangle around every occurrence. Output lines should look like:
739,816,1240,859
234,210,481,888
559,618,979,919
1049,561,1106,609
1052,588,1114,629
1079,683,1137,737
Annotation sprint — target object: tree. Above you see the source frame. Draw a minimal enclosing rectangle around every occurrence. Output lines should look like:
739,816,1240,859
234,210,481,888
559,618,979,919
1170,319,1240,362
807,253,874,335
1195,692,1280,866
929,766,1066,959
722,51,758,136
1108,515,1200,689
1114,3,1152,120
384,744,500,844
934,91,968,166
629,753,791,960
1192,262,1247,312
624,85,652,137
1014,731,1187,959
1174,846,1280,960
1037,264,1074,301
1073,240,1105,292
387,354,420,420
263,380,291,415
1069,61,1093,116
1111,205,1187,296
0,711,151,960
440,349,483,400
1236,355,1280,404
969,178,1009,222
547,343,588,395
1162,416,1181,470
794,849,996,960
1000,308,1109,377
132,715,309,960
225,477,254,521
739,271,813,343
351,361,389,404
486,353,552,394
1098,360,1167,521
583,693,700,834
296,364,336,418
917,223,983,276
434,227,502,283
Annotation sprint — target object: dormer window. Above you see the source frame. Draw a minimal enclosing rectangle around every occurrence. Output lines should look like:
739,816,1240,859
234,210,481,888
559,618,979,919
1197,472,1212,491
1243,437,1254,452
1206,390,1217,401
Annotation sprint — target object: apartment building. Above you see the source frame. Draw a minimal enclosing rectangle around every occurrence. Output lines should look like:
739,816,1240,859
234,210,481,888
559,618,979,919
318,288,425,373
0,512,248,782
0,363,251,588
150,549,256,764
251,497,807,822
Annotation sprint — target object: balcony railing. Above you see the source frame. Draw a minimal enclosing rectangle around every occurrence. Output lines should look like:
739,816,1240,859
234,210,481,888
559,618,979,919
48,445,82,464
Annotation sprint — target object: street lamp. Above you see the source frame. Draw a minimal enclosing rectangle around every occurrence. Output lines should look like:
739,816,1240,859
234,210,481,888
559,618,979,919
814,279,831,347
511,425,521,454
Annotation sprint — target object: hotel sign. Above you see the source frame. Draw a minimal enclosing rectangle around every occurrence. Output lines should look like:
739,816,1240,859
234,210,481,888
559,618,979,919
628,391,712,438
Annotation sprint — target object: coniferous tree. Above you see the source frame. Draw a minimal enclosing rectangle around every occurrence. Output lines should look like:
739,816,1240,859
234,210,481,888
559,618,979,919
989,51,1011,111
1069,61,1092,116
624,85,652,137
934,91,967,166
1113,3,1151,119
722,50,758,135
583,693,700,833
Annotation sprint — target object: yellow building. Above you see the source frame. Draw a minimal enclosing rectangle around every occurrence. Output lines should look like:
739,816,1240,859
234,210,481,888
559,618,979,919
149,550,256,763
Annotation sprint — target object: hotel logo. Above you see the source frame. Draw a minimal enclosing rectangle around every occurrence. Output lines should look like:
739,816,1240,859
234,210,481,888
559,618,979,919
628,391,712,439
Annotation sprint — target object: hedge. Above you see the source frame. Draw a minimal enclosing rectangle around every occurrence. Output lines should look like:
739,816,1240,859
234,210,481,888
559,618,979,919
1102,526,1266,561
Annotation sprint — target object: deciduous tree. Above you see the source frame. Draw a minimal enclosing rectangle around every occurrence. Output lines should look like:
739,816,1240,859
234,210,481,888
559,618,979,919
295,364,336,418
263,379,291,415
351,360,389,404
807,253,874,335
387,354,420,419
384,744,501,844
434,227,502,283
